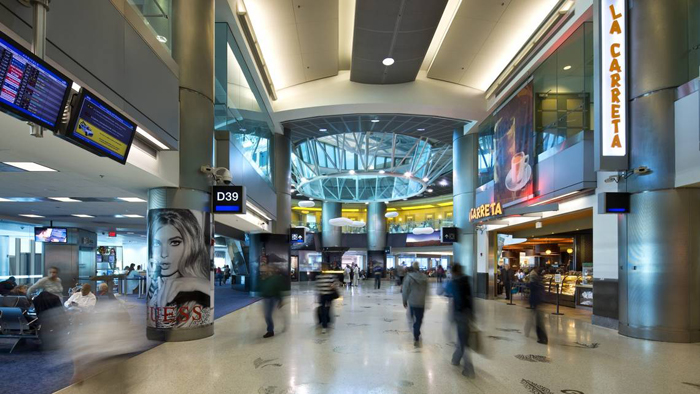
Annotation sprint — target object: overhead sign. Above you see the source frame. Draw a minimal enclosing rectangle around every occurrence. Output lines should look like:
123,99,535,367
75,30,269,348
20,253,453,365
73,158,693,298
0,29,72,130
598,192,630,214
66,89,137,165
440,227,458,243
469,202,503,222
601,0,627,157
212,185,246,214
290,227,305,244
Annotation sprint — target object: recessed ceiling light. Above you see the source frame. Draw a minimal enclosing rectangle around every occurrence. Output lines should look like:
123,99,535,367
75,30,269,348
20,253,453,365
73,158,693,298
156,35,168,43
349,170,356,174
136,127,169,150
123,214,144,218
3,162,57,172
427,188,433,193
422,177,429,182
404,171,412,178
439,179,449,186
402,198,408,201
371,119,380,123
240,128,247,132
19,214,44,218
50,197,81,203
308,198,314,201
563,65,572,70
319,128,327,132
0,198,13,202
72,214,94,218
379,170,386,174
417,128,425,131
382,57,395,66
114,215,124,218
118,197,147,203
365,202,369,205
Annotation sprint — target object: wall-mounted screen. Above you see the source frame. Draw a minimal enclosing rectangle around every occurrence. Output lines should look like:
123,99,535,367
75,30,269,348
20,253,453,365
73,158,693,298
0,30,72,130
35,227,68,243
290,227,305,244
66,89,137,164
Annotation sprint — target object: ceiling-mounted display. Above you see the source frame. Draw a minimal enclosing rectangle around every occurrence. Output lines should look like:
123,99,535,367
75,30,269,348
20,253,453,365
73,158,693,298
0,30,72,131
65,89,137,165
493,83,534,207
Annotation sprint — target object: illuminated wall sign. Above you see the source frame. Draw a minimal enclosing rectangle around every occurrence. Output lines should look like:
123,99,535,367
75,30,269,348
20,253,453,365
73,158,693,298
469,202,503,222
212,185,246,214
601,0,627,157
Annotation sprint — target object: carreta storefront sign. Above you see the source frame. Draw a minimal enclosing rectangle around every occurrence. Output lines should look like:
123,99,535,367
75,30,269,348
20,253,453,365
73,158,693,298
601,0,627,157
469,202,503,222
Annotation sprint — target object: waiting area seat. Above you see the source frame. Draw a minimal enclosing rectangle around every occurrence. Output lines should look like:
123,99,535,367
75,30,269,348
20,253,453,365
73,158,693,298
0,306,39,353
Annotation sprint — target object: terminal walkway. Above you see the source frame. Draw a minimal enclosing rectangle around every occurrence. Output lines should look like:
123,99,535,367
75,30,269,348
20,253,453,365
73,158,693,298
57,281,700,394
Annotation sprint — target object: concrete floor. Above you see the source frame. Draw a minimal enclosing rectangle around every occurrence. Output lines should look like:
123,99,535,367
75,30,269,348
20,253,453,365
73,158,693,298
59,281,700,394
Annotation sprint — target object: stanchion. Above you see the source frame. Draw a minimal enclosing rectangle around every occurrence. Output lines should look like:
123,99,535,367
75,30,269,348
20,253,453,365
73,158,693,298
553,283,564,316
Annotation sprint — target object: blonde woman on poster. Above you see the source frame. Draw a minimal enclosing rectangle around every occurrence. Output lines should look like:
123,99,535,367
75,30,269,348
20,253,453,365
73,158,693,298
147,209,213,329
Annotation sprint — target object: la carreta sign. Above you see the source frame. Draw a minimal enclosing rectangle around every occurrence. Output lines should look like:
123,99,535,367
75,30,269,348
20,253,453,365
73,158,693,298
469,202,503,222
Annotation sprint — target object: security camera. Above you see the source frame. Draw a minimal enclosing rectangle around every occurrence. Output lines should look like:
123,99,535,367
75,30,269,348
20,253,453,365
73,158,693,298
200,166,233,185
633,166,651,175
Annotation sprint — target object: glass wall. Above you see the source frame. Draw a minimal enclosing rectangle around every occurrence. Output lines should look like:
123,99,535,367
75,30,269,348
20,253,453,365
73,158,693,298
477,22,593,186
215,23,274,183
0,222,43,285
127,0,172,53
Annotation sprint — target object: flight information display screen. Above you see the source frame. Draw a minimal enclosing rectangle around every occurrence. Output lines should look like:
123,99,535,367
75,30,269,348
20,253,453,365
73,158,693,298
66,89,137,165
0,30,72,130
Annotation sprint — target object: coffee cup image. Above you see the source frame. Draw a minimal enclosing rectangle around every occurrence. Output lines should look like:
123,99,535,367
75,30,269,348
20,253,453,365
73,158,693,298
506,151,532,192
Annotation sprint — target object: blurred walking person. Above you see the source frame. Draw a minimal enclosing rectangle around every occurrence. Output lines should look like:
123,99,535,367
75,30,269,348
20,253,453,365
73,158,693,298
373,263,383,289
353,264,360,287
447,263,476,378
525,268,548,344
344,265,351,287
260,268,285,338
402,262,428,347
316,271,338,334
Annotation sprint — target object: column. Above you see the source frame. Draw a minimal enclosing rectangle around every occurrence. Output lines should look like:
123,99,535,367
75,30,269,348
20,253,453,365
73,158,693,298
618,0,700,342
272,129,292,234
452,130,478,289
146,0,215,342
367,202,387,276
322,201,342,248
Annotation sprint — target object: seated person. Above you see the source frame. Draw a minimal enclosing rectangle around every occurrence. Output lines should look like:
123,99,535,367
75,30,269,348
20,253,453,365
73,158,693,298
0,276,17,295
96,282,118,301
9,284,27,296
64,283,97,313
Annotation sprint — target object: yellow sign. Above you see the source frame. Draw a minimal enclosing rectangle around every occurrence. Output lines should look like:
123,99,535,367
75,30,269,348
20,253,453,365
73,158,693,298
76,118,128,156
601,0,627,156
469,202,502,222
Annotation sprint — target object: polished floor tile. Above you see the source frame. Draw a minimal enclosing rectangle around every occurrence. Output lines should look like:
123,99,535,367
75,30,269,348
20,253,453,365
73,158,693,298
58,281,700,394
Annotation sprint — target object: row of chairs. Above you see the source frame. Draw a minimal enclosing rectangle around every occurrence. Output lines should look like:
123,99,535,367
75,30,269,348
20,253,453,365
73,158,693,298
0,294,42,353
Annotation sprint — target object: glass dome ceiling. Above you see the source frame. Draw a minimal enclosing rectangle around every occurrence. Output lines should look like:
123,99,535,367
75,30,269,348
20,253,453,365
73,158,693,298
292,132,452,203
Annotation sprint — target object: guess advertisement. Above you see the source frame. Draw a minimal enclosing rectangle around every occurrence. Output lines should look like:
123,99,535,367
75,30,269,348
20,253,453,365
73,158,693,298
493,83,534,206
147,209,214,329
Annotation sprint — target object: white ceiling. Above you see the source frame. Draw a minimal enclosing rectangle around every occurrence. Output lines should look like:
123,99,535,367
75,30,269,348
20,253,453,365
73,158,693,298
244,0,339,89
426,0,560,91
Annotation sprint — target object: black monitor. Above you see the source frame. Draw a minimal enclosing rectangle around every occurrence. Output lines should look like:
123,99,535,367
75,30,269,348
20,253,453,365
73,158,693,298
35,227,67,243
65,89,137,165
290,227,305,244
0,30,72,131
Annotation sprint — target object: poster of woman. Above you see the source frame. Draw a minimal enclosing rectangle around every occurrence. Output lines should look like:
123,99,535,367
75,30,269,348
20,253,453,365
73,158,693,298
147,208,213,329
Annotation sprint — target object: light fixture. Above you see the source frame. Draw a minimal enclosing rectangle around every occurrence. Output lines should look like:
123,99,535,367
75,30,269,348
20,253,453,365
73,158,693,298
371,119,380,123
123,214,144,218
0,198,13,202
156,35,168,43
545,250,552,255
439,179,448,186
19,214,44,218
382,57,395,66
239,128,247,132
118,197,147,203
114,215,125,218
385,211,399,218
365,202,369,205
422,177,429,182
404,171,412,178
136,127,169,150
559,0,575,14
563,65,572,70
567,248,574,254
50,197,81,203
3,162,57,172
298,200,315,208
72,214,94,218
427,188,433,193
308,198,314,201
379,170,385,174
402,198,408,201
319,128,327,132
417,128,425,131
349,170,356,175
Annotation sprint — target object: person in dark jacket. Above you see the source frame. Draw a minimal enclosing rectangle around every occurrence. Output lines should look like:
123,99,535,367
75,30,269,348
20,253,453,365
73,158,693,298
525,269,548,344
260,268,285,338
446,263,476,378
0,276,16,295
373,263,383,289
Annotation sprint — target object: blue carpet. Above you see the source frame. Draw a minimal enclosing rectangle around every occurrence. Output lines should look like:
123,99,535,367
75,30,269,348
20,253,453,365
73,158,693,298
0,286,259,394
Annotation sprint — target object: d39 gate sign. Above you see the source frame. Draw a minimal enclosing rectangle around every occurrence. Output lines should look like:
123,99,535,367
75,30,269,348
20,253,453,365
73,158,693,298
212,185,246,214
601,0,627,157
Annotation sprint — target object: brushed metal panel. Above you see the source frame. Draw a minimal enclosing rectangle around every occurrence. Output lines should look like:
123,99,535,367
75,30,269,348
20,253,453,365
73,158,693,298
629,0,689,98
453,131,477,197
627,90,677,192
553,142,585,192
272,131,292,234
148,188,210,212
620,189,700,342
536,156,555,198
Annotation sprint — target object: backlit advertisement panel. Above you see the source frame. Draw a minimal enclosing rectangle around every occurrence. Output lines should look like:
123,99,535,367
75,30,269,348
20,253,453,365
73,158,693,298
601,0,627,157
